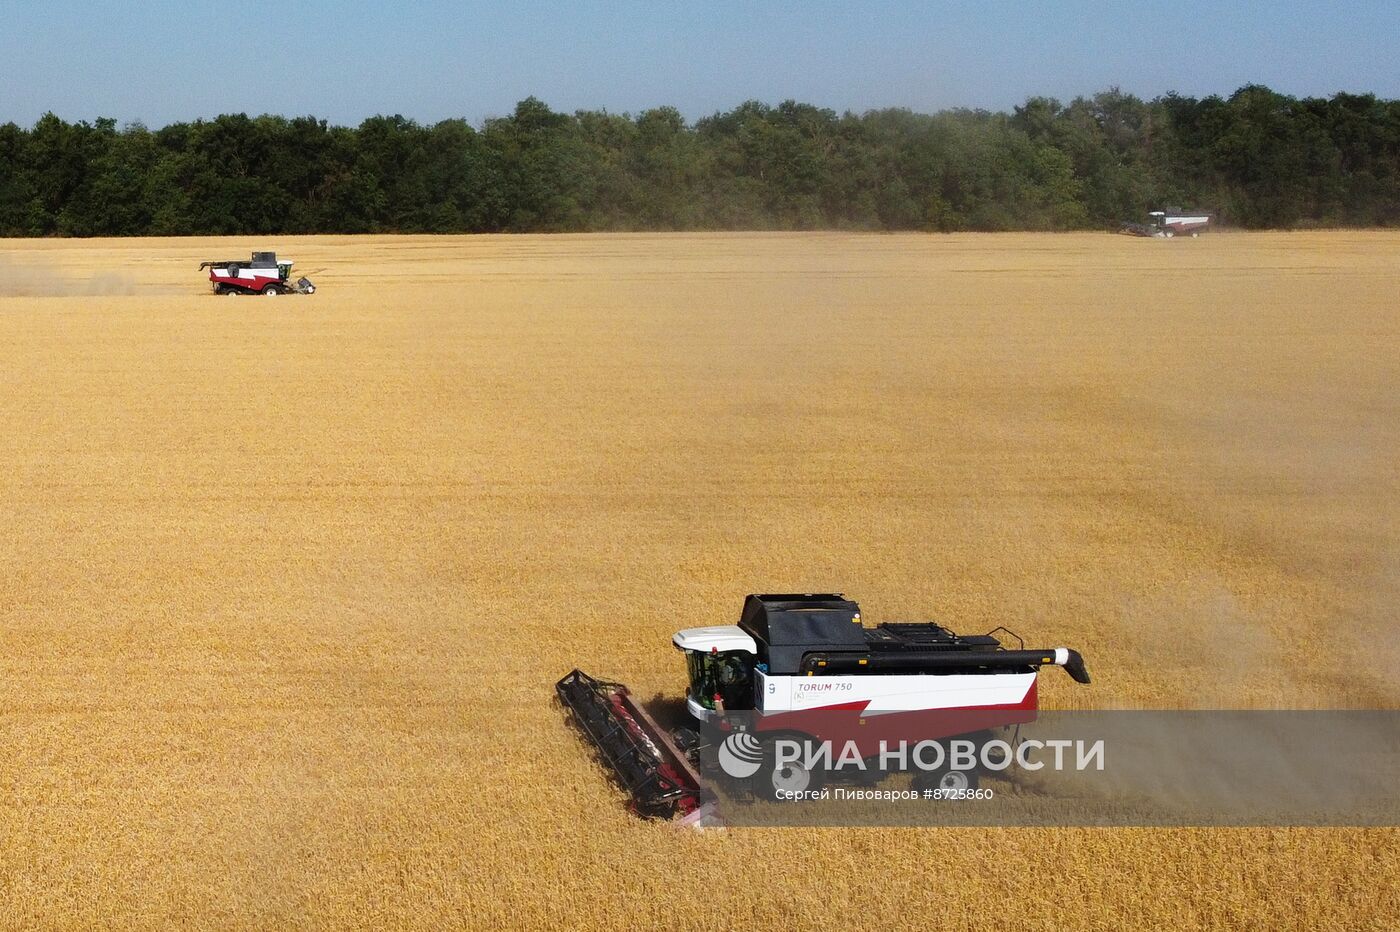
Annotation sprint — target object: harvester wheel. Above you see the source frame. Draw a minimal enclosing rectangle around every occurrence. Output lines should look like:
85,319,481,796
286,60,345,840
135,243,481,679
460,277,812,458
263,285,281,296
913,765,980,793
760,740,824,796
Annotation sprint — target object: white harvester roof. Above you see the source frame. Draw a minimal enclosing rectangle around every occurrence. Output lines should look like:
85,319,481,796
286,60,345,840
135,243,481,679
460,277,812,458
672,625,757,654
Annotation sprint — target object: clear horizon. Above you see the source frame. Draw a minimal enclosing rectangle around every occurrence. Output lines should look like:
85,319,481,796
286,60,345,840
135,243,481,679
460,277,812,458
3,0,1398,127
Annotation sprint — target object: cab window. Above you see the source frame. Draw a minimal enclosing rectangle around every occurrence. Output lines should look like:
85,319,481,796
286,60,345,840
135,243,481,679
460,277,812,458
686,650,753,710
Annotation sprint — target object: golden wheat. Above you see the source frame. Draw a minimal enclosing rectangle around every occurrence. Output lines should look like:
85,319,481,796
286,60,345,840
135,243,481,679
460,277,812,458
1,232,1397,929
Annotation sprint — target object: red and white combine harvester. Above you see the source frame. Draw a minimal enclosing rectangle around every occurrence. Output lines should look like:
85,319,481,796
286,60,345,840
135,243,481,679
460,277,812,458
198,251,316,295
1120,209,1212,238
557,593,1090,821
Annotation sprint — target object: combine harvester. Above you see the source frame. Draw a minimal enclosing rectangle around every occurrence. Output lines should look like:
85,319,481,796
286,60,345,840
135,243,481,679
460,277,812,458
198,251,316,295
1120,209,1212,238
557,593,1090,822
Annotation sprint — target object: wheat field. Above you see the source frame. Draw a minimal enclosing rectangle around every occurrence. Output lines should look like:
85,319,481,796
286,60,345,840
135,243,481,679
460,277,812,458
1,232,1397,928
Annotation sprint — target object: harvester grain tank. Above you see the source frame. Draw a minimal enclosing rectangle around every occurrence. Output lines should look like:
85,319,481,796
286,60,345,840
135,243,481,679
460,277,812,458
198,251,316,295
557,592,1090,820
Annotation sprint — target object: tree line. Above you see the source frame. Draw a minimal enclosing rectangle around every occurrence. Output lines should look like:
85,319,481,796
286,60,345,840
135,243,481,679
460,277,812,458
2,85,1398,236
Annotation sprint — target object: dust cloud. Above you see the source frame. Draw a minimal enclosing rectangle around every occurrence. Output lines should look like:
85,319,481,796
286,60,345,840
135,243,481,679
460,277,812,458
0,253,139,296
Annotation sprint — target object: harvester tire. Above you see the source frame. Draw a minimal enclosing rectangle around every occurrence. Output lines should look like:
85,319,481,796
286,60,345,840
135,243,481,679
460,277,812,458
913,765,980,793
759,739,824,797
263,285,281,296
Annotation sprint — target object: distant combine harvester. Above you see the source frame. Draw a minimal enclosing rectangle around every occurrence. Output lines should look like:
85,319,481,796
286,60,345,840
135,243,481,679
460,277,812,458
1120,209,1212,238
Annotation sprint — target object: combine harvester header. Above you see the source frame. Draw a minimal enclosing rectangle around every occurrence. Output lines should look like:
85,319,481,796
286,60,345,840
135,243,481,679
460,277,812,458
555,670,713,823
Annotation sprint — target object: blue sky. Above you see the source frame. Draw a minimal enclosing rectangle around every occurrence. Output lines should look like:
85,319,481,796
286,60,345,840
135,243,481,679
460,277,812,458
2,0,1397,126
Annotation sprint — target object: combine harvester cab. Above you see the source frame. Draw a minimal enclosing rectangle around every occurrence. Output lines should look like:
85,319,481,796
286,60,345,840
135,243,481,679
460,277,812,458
558,592,1089,819
199,251,316,295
